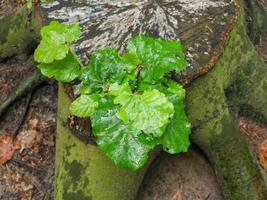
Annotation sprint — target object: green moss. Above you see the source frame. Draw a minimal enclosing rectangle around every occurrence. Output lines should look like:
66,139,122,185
61,160,90,200
63,190,91,200
185,1,267,199
0,6,42,60
186,0,267,128
64,160,86,188
209,116,267,200
244,0,267,43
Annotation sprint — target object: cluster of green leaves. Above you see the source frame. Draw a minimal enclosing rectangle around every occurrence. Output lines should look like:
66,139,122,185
34,21,81,82
34,21,191,170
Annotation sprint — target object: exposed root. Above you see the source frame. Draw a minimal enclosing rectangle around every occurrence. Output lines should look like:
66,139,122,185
0,69,46,118
12,92,33,139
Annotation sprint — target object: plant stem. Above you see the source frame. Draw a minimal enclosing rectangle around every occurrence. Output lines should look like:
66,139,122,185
70,47,84,68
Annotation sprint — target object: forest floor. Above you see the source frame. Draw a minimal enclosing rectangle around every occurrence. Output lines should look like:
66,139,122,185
0,1,266,200
0,57,57,200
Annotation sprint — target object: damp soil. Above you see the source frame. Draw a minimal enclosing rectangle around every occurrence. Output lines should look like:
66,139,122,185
0,56,57,200
0,1,22,17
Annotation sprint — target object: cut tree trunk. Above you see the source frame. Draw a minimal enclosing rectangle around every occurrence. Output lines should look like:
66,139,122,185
1,0,267,199
186,2,267,199
55,83,159,200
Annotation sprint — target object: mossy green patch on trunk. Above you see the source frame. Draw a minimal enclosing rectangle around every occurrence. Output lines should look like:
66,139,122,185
0,6,42,60
185,1,267,199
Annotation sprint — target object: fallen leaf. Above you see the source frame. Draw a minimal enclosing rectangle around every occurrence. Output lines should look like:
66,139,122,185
28,118,39,129
21,189,33,200
239,116,267,156
16,130,42,152
169,190,184,200
258,139,267,173
0,79,9,96
0,133,16,165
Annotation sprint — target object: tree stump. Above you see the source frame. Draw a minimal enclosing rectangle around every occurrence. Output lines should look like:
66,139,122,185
40,0,267,199
0,3,42,61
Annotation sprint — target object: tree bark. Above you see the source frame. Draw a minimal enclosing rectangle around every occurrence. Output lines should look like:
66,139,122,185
0,5,42,60
186,1,267,199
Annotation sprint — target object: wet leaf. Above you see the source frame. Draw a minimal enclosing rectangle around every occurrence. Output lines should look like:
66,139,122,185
16,130,42,153
91,96,157,170
69,94,99,117
80,48,134,93
125,35,187,84
0,133,16,165
37,51,80,82
34,21,81,63
259,140,267,173
114,89,174,138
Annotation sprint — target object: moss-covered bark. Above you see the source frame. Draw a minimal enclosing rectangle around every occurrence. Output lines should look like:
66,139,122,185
0,6,42,60
244,0,267,43
186,1,267,199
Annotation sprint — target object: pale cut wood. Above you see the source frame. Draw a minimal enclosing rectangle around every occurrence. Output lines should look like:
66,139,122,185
41,0,237,84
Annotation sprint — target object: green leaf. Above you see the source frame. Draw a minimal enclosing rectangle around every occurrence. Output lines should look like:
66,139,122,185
125,35,187,84
69,94,99,117
91,96,156,170
80,48,133,93
34,21,81,63
37,51,80,82
114,89,175,137
165,80,186,99
41,21,81,43
121,51,141,67
108,82,132,96
34,40,69,64
109,82,132,106
161,99,191,153
155,83,191,154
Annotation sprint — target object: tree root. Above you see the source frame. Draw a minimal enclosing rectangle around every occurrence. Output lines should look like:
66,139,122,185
12,92,32,139
10,158,46,174
185,1,267,198
0,69,46,118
